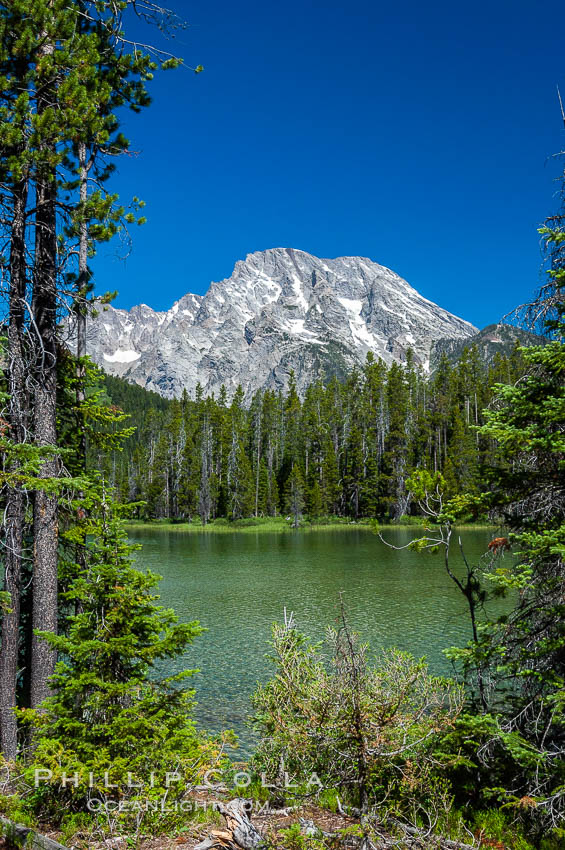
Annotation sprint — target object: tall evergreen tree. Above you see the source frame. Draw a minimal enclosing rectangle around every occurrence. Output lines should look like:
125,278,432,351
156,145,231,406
285,463,305,528
0,0,187,757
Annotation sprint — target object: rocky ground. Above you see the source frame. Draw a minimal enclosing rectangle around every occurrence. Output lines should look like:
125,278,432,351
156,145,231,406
41,799,492,850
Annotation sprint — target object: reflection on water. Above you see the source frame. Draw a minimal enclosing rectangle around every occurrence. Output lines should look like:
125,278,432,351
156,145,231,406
130,527,498,755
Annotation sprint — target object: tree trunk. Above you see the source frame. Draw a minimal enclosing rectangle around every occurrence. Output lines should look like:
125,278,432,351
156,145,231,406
0,172,29,759
76,141,88,458
194,799,262,850
254,408,261,518
72,143,89,612
30,42,59,707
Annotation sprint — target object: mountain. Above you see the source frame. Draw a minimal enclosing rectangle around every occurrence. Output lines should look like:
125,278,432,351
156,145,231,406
82,248,478,399
432,323,547,368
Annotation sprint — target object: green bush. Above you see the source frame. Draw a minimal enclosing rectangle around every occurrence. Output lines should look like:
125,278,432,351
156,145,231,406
251,612,463,816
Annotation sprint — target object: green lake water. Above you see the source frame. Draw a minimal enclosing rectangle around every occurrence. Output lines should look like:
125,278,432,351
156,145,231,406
129,527,498,755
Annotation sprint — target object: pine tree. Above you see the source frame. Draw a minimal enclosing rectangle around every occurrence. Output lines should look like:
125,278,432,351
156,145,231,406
255,458,269,517
27,500,220,813
227,434,253,520
285,463,305,528
449,182,565,828
383,362,410,519
0,0,187,756
282,370,302,477
443,409,479,496
198,441,212,525
249,390,264,517
474,330,565,821
320,437,340,514
343,424,364,519
262,389,280,515
306,477,323,519
0,4,33,757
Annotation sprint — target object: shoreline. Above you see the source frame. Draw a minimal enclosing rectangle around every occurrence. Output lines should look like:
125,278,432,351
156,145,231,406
125,518,496,535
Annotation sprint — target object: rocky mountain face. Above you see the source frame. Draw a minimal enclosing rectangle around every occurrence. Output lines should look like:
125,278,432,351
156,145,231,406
432,323,547,368
82,248,478,399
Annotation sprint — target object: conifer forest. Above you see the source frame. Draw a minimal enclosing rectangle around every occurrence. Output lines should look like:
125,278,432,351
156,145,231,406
99,347,527,525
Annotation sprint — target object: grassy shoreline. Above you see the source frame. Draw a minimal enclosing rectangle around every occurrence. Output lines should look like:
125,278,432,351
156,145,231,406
125,517,496,534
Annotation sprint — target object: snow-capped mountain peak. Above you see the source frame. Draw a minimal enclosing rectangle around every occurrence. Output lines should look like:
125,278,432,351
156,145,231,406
83,248,477,398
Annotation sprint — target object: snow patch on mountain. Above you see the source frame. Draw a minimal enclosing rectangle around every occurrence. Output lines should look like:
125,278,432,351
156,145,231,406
103,349,140,364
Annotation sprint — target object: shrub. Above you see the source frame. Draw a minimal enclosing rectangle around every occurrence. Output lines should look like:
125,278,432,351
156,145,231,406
251,610,463,816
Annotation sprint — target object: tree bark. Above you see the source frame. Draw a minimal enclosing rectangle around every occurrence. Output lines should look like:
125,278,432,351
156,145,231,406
1,815,70,850
194,799,263,850
0,171,29,759
30,35,59,708
74,142,88,606
76,141,88,458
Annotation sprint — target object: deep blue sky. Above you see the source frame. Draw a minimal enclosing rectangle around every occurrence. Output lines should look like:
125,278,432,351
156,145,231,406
92,0,565,328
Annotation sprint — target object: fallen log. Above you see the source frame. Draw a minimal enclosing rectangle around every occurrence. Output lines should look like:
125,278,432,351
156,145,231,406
0,815,69,850
264,805,299,818
391,820,478,849
194,799,263,850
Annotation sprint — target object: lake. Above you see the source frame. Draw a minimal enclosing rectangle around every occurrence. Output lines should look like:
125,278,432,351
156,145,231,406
129,526,499,755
